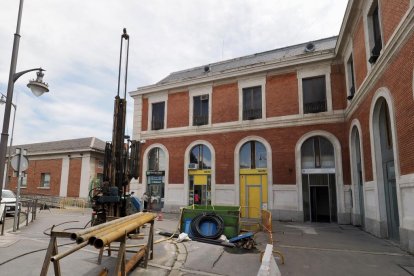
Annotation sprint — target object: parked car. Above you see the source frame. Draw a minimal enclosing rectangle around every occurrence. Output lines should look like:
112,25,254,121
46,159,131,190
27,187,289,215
0,189,19,223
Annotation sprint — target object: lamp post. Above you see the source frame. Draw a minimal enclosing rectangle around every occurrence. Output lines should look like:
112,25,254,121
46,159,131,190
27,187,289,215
0,0,50,202
0,93,17,190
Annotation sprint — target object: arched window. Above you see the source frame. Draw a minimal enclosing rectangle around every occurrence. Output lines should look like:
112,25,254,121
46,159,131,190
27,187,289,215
239,141,267,169
190,145,211,169
148,147,166,171
301,136,334,169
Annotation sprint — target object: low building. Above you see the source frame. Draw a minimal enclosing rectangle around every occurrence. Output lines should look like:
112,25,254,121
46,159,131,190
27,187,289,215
5,137,105,199
129,1,414,253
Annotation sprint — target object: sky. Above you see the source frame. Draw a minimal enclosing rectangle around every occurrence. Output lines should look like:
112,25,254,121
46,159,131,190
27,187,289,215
0,0,348,146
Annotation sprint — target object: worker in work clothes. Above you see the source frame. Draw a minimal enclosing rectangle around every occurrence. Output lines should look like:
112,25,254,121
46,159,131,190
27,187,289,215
130,192,141,212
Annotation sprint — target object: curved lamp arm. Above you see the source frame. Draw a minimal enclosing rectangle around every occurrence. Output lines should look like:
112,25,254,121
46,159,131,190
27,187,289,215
13,67,45,83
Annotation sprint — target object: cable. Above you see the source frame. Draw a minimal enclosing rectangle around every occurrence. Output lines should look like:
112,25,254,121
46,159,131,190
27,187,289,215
190,212,224,240
43,221,79,236
0,241,75,266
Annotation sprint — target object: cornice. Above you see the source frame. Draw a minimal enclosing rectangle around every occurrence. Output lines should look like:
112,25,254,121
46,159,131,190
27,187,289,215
140,112,345,140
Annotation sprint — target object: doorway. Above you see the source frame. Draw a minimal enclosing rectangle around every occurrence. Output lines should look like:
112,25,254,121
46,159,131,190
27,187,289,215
239,141,268,219
146,147,166,211
373,99,399,240
301,136,337,222
240,169,268,218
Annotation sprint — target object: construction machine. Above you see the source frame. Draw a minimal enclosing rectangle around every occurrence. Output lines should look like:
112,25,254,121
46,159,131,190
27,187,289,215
90,29,140,225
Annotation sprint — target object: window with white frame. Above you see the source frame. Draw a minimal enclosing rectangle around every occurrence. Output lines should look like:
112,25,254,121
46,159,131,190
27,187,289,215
40,173,50,188
298,66,332,114
346,54,356,100
21,173,27,187
242,86,262,120
367,1,383,64
193,95,209,126
148,94,168,131
238,77,266,121
151,102,165,130
189,85,212,127
302,76,327,114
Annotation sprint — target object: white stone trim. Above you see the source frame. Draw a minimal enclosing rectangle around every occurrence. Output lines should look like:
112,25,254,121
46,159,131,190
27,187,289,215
188,85,212,127
183,140,216,205
59,156,70,197
295,130,345,218
297,64,333,115
343,39,355,105
140,111,345,140
165,184,185,206
362,0,384,72
398,173,414,229
238,75,267,122
369,87,403,225
272,185,298,211
233,136,273,210
349,120,367,223
147,93,168,132
132,95,143,140
141,143,170,205
79,154,91,198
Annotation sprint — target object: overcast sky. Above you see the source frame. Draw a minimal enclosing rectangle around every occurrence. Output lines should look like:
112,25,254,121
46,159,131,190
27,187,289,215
0,0,348,146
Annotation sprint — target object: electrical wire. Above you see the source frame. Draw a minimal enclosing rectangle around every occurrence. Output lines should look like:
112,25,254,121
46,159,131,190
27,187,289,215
0,241,76,266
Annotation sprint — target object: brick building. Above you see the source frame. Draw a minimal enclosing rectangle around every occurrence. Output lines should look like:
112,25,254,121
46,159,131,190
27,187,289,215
130,1,414,253
5,137,105,199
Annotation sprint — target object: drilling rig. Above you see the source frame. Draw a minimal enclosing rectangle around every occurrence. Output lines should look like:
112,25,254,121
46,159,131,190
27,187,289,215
90,29,140,225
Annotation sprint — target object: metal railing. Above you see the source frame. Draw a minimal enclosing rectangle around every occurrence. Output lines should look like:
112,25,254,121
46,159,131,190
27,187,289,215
151,119,164,130
193,115,208,126
243,108,262,120
1,198,38,235
304,100,327,114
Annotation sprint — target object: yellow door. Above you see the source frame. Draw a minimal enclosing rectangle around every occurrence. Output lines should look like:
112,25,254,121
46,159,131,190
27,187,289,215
240,169,268,218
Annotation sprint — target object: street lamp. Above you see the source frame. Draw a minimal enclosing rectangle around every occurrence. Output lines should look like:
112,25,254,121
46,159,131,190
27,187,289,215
0,93,17,190
0,0,50,202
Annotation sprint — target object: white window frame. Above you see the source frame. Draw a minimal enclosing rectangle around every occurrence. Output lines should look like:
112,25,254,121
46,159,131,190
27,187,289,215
363,0,384,70
148,93,168,131
343,39,356,103
238,76,266,122
189,85,212,127
297,65,332,115
40,173,51,188
21,173,27,188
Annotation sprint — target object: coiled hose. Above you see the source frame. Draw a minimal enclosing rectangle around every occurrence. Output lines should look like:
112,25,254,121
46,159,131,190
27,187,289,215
190,212,224,240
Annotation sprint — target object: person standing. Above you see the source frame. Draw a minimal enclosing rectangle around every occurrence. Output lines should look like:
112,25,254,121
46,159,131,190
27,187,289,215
194,190,200,204
142,192,149,211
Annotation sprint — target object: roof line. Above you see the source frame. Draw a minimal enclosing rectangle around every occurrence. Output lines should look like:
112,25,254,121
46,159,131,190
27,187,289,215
159,35,339,79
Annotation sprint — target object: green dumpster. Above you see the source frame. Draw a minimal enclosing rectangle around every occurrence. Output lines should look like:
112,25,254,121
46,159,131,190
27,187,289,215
180,205,240,239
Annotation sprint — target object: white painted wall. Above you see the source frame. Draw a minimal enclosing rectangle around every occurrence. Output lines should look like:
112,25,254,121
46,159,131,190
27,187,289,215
59,156,70,197
79,154,91,198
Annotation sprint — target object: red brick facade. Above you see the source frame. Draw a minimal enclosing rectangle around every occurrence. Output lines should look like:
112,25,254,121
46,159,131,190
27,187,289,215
167,91,189,128
266,72,299,117
132,2,414,250
212,82,239,123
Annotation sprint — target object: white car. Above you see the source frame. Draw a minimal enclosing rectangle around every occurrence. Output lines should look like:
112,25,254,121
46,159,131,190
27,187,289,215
0,189,19,223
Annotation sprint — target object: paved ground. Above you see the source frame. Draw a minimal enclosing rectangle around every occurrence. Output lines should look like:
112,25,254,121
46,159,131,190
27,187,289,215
0,209,413,275
272,222,414,276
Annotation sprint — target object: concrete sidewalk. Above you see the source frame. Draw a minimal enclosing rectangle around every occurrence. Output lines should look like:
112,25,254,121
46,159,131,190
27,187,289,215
0,210,263,276
2,209,412,275
272,221,414,276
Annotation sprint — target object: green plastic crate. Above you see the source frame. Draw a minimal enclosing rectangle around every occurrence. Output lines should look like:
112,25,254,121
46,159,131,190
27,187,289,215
180,205,240,239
